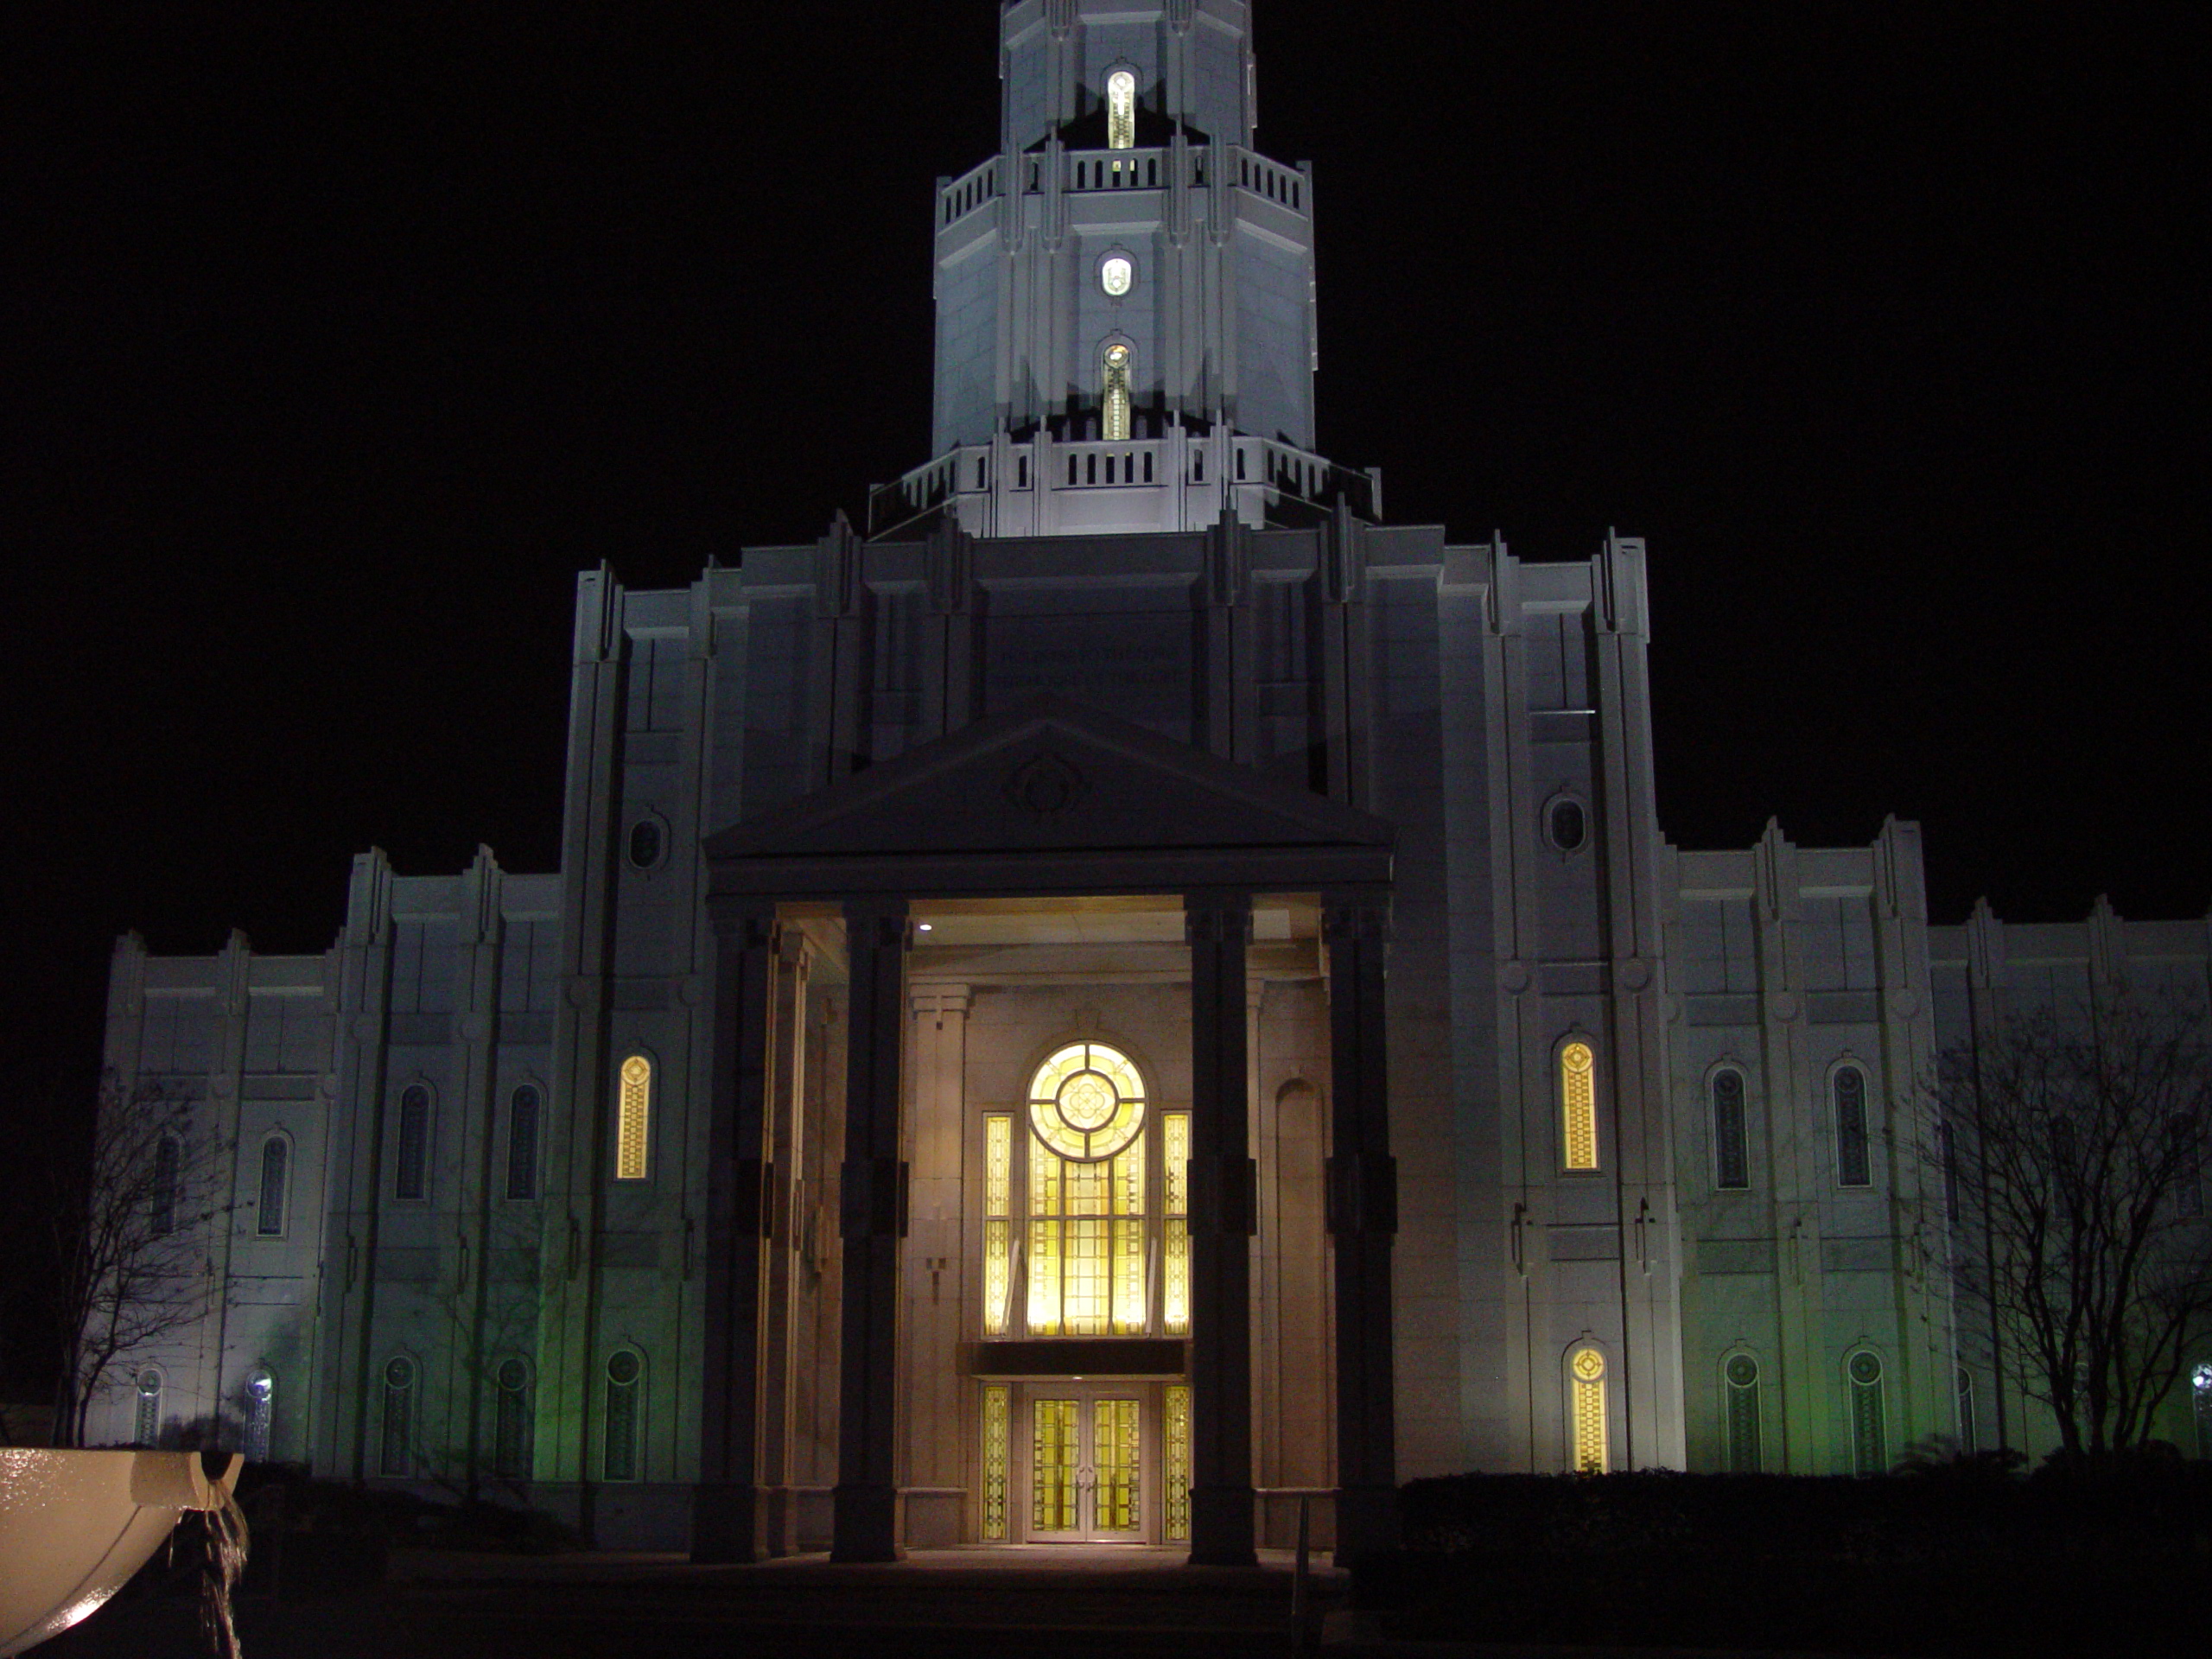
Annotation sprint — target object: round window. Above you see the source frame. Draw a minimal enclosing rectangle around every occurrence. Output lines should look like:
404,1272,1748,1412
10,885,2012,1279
247,1372,274,1403
1572,1349,1605,1382
1548,798,1587,852
1027,1041,1146,1161
1848,1351,1882,1385
607,1351,641,1387
385,1357,414,1389
626,818,664,870
498,1358,530,1393
1100,254,1134,297
1726,1355,1758,1388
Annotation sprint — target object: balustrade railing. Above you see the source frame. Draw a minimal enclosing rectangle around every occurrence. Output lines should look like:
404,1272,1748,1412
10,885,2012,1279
937,144,1307,226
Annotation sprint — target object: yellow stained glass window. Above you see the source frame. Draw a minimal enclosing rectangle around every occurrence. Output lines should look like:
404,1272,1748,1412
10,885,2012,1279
1094,1398,1141,1532
1102,344,1132,442
981,1384,1010,1540
1572,1347,1607,1472
1107,69,1136,149
984,1116,1013,1335
1163,1112,1191,1336
616,1055,652,1180
1033,1398,1078,1531
1165,1384,1192,1541
1560,1041,1598,1172
1026,1043,1148,1336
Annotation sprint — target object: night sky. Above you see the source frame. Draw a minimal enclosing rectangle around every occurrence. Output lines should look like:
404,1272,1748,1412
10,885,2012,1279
9,2,2206,1197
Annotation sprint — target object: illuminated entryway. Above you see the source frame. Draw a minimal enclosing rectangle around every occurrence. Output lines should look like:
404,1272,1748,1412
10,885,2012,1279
1029,1387,1145,1541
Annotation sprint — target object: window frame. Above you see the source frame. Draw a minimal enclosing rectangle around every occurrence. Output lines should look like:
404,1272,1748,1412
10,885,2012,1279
506,1082,543,1201
1709,1064,1751,1192
614,1052,654,1183
380,1354,417,1478
255,1131,293,1237
1721,1351,1762,1471
134,1366,164,1446
244,1366,275,1462
1558,1035,1602,1174
394,1083,434,1203
603,1346,645,1482
1831,1062,1873,1190
1846,1347,1886,1476
1565,1343,1610,1473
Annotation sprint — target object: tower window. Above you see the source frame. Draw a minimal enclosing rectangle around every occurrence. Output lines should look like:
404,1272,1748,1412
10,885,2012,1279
508,1084,541,1200
396,1085,430,1201
257,1135,289,1236
495,1357,533,1479
381,1357,415,1476
151,1135,181,1236
626,817,664,871
605,1349,644,1481
616,1056,652,1181
1570,1347,1607,1472
1560,1040,1599,1172
245,1369,275,1462
2193,1362,2212,1461
1099,253,1135,297
1106,69,1136,149
1834,1065,1872,1188
1956,1365,1977,1456
1724,1354,1761,1471
134,1368,163,1446
1102,344,1133,442
1713,1070,1749,1191
1546,797,1587,853
1848,1351,1885,1475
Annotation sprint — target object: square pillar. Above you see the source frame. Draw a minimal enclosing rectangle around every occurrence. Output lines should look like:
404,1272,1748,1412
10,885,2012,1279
833,897,910,1561
1325,893,1400,1563
693,906,778,1562
1186,890,1258,1567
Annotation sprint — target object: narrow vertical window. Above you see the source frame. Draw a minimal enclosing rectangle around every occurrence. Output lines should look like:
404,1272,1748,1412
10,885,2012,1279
1570,1348,1608,1472
257,1135,289,1236
1848,1351,1885,1475
508,1084,541,1200
983,1115,1013,1336
151,1135,181,1236
380,1357,414,1476
616,1057,651,1181
2193,1363,2212,1462
495,1357,532,1479
1165,1383,1193,1542
1724,1355,1761,1471
245,1370,274,1462
1560,1041,1599,1172
1033,1397,1077,1531
134,1368,163,1446
1834,1066,1871,1188
1955,1366,1976,1456
1106,68,1136,150
1163,1111,1192,1337
396,1084,430,1200
1712,1070,1749,1191
604,1349,643,1480
1102,343,1133,442
980,1383,1010,1541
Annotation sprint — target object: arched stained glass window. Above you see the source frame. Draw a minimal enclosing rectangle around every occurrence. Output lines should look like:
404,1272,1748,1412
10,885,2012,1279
1560,1041,1599,1172
1026,1042,1147,1337
495,1357,532,1479
605,1349,643,1481
151,1135,181,1236
245,1369,274,1462
1106,68,1137,149
1834,1066,1871,1188
396,1085,430,1200
380,1357,414,1476
134,1368,163,1446
1101,343,1133,442
508,1084,541,1200
616,1057,652,1182
1570,1348,1607,1472
257,1135,289,1236
1713,1070,1749,1191
1724,1354,1761,1471
1848,1351,1885,1475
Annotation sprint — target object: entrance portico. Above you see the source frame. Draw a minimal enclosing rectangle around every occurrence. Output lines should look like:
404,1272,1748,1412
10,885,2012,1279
692,696,1398,1567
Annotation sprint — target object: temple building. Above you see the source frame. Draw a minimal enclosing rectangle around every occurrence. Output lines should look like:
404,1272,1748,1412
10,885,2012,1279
93,0,2211,1560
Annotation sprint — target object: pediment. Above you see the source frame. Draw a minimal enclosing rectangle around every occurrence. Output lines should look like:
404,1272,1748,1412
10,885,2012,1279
705,695,1392,900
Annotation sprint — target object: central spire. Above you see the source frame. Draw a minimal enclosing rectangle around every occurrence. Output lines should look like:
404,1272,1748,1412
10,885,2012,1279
868,1,1379,540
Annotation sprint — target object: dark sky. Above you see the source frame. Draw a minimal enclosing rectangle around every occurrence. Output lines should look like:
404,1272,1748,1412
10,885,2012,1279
9,1,2207,1152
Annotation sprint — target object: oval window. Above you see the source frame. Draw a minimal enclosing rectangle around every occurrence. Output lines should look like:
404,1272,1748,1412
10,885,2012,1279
626,818,664,870
1101,254,1134,297
607,1350,642,1387
1548,798,1587,852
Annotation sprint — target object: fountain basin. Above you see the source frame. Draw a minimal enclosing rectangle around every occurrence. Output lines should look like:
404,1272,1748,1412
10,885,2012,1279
0,1448,243,1655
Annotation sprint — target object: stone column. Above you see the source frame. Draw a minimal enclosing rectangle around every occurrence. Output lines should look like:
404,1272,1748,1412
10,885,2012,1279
1325,893,1400,1562
833,898,910,1561
1186,891,1257,1566
692,906,778,1562
758,931,812,1555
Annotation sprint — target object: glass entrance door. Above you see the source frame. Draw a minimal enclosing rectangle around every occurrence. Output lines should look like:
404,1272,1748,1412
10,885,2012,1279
1028,1389,1145,1541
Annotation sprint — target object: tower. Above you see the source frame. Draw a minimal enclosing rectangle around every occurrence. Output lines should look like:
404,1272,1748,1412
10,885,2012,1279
874,0,1375,538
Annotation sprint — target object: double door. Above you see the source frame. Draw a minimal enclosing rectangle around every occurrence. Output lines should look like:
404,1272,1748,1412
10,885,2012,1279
1027,1386,1145,1541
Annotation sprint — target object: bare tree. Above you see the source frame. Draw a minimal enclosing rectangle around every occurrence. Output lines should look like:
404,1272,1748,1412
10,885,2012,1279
48,1072,226,1446
1935,995,2212,1457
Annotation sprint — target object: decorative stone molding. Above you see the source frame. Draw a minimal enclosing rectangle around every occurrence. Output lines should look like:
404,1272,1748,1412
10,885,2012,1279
1497,960,1530,995
1004,751,1089,820
1768,992,1800,1022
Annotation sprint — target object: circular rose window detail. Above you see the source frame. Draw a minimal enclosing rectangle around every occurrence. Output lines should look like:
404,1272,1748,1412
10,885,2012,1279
1028,1040,1145,1160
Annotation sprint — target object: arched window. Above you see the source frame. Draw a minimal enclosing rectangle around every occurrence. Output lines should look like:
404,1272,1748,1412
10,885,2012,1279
1712,1069,1749,1191
1560,1040,1599,1172
1546,796,1587,853
134,1368,163,1446
245,1369,274,1462
1724,1354,1761,1471
1106,68,1137,150
151,1135,181,1236
1569,1347,1607,1472
396,1084,431,1200
604,1349,644,1481
1956,1365,1976,1456
1101,343,1133,442
257,1135,289,1236
1025,1041,1148,1337
380,1357,415,1476
615,1056,652,1181
507,1084,541,1200
1847,1350,1885,1475
2193,1362,2212,1461
494,1357,533,1479
1834,1066,1872,1188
